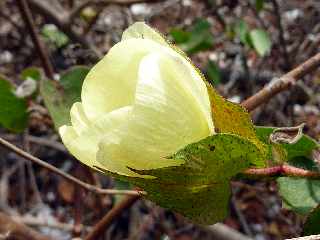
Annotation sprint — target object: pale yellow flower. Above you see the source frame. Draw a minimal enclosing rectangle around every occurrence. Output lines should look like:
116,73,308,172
59,22,214,177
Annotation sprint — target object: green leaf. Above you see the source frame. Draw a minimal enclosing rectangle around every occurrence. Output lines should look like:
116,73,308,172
277,177,320,215
0,76,28,132
206,84,268,167
255,0,264,12
234,20,250,46
169,19,214,54
40,66,90,129
249,29,271,56
20,67,41,81
255,127,319,162
206,60,221,85
96,133,265,224
303,205,320,235
41,24,69,48
169,28,191,44
257,128,320,216
192,19,211,34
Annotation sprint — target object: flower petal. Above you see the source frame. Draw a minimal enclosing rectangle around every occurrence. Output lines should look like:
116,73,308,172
59,106,131,167
97,53,213,176
81,38,165,121
70,102,91,135
123,22,213,124
122,22,169,47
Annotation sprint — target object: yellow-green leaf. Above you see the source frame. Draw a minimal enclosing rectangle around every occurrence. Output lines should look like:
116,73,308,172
206,84,267,167
95,133,264,224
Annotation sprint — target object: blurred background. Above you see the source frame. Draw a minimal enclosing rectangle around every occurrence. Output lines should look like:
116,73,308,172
0,0,320,239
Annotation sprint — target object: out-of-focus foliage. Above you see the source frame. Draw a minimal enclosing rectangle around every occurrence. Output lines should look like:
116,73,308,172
0,76,28,132
303,205,320,235
40,66,90,129
41,24,69,48
169,19,214,54
249,29,272,56
255,0,265,12
206,60,221,85
232,19,271,56
278,177,320,215
20,67,41,81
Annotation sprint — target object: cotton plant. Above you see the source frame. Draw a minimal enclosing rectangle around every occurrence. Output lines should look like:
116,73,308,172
55,22,318,224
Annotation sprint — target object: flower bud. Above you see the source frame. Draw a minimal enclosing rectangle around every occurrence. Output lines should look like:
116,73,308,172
59,22,214,177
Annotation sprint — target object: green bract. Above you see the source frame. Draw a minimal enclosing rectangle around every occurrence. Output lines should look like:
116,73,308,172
59,22,267,224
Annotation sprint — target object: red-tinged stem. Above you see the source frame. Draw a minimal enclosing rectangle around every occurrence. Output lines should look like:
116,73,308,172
243,164,320,179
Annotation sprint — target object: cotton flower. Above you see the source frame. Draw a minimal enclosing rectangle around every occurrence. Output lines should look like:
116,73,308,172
59,22,214,177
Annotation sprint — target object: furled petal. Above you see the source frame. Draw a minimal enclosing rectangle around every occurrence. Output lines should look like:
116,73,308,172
81,38,165,121
122,22,169,47
59,106,131,167
70,102,90,135
123,22,213,133
97,53,213,176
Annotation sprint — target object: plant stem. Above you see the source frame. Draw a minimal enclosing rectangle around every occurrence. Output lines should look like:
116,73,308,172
84,194,140,240
241,52,320,111
242,164,320,179
16,0,55,80
0,137,143,196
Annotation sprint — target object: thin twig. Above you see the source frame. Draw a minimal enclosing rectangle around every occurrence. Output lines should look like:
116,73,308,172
16,0,55,80
241,52,320,111
3,134,67,152
84,194,140,240
0,137,144,196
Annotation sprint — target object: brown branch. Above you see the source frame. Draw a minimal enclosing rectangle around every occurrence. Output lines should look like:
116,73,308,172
0,212,51,240
16,0,55,79
84,194,140,240
241,52,320,111
0,137,144,196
